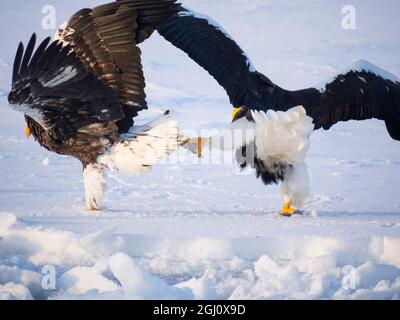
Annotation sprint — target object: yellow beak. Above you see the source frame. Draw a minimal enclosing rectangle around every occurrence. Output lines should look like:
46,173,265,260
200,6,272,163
232,107,242,121
25,123,31,138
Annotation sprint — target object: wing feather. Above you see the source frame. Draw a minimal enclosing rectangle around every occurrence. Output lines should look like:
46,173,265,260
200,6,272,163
316,71,400,131
158,7,255,107
8,34,123,141
57,0,180,133
159,8,400,139
12,42,24,84
117,0,181,43
27,37,51,77
19,34,37,77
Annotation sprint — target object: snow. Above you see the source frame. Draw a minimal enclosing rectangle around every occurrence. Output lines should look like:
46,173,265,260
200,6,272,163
1,211,399,299
0,0,400,300
42,157,50,166
0,283,33,300
56,253,192,299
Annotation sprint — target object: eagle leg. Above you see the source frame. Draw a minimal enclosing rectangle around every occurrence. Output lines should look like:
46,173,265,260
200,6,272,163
279,162,309,217
181,137,208,158
25,122,31,138
83,163,106,211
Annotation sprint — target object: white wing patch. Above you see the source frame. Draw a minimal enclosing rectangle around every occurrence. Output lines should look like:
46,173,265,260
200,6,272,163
251,106,315,165
10,103,51,129
97,112,180,175
41,66,78,88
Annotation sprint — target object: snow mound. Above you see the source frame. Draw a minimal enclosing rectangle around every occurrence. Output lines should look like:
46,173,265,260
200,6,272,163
315,59,400,90
0,214,399,300
0,212,17,233
0,283,33,300
57,253,193,300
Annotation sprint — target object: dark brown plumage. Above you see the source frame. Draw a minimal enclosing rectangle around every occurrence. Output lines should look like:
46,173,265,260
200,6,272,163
10,34,122,167
8,0,181,210
58,0,179,134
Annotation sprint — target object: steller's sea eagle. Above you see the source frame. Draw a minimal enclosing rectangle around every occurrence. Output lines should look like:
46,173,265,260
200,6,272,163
158,6,400,216
7,0,181,210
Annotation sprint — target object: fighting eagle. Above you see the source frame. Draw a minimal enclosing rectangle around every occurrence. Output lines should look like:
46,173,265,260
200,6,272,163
8,0,181,210
158,7,400,216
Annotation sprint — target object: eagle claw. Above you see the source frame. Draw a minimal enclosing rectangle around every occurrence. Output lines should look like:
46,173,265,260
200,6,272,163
279,202,301,217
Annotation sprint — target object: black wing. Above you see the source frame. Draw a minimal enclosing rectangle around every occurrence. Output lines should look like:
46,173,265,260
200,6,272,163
158,7,313,110
117,0,181,43
158,6,258,108
8,34,123,141
159,8,400,139
312,70,400,138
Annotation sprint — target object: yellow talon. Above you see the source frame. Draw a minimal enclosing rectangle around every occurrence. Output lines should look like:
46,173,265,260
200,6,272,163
197,137,203,158
25,123,31,138
181,137,208,158
280,202,296,216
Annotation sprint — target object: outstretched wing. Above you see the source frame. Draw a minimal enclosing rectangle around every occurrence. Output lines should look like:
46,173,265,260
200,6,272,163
309,70,400,135
159,8,400,139
117,0,181,43
8,34,123,140
158,6,257,108
266,69,400,136
59,0,180,133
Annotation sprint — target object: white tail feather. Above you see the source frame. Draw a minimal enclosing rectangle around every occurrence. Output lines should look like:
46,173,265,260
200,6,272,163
98,112,180,175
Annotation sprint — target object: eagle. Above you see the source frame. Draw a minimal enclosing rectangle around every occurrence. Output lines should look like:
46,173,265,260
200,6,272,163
158,6,400,216
7,0,181,210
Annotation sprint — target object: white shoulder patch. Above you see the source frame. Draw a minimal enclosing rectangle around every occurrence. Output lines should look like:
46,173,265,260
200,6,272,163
10,103,51,129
